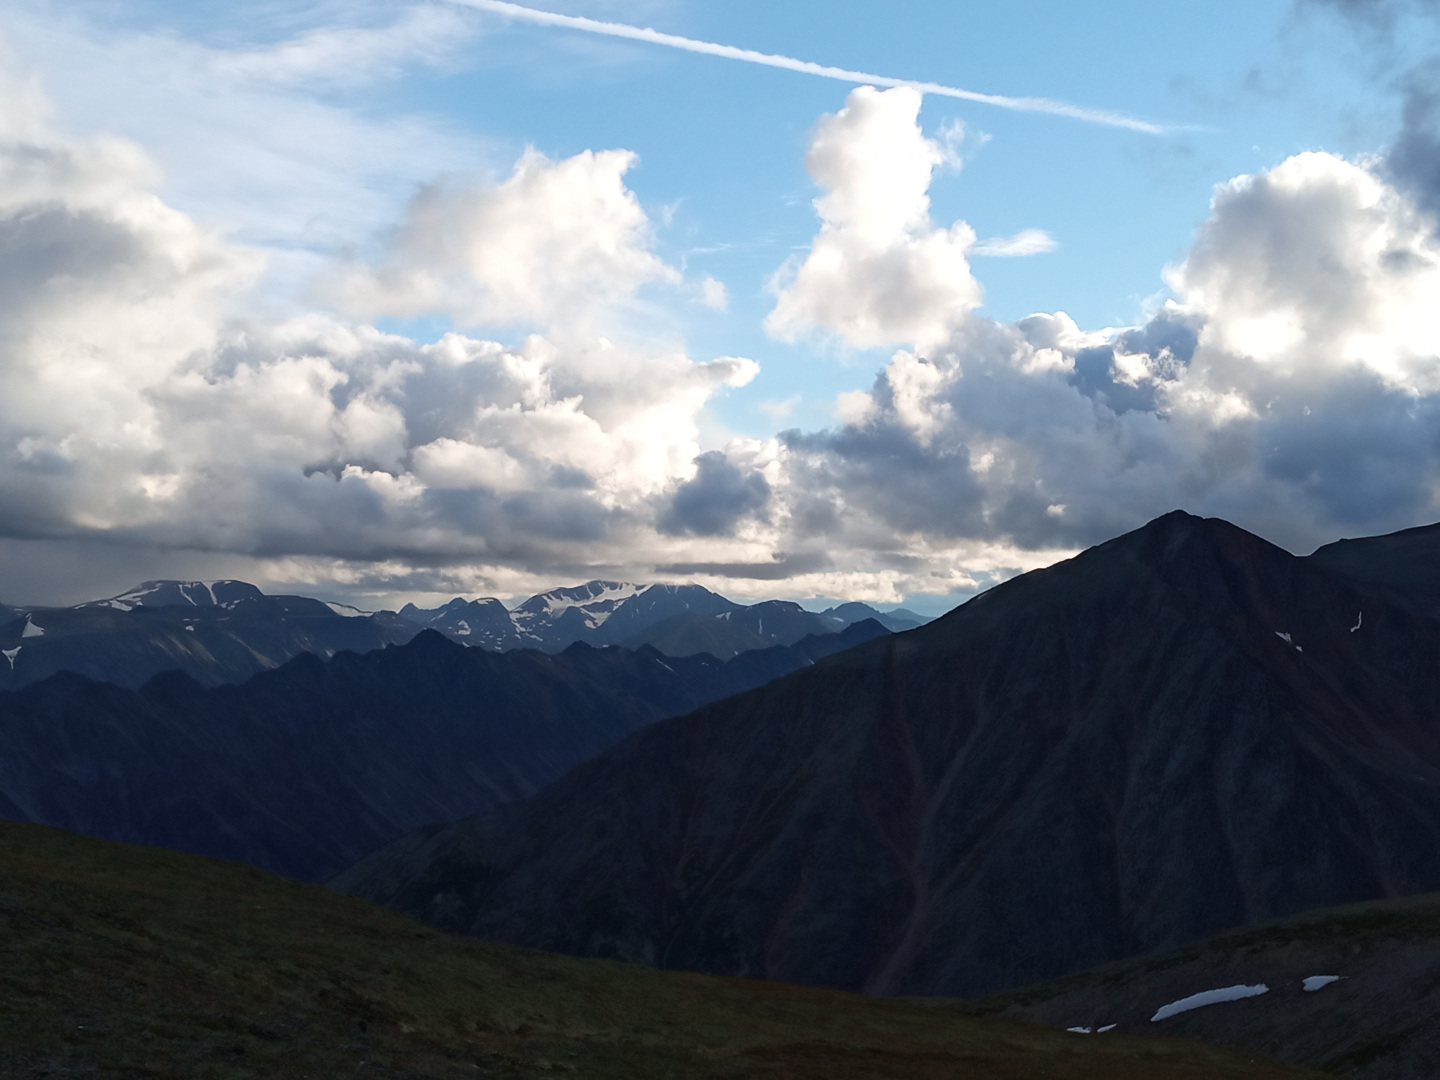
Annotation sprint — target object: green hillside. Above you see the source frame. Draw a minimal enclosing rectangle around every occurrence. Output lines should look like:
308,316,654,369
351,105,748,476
0,821,1333,1079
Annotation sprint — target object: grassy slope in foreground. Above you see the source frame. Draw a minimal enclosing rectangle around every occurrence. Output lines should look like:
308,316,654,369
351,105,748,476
959,892,1440,1078
0,822,1334,1080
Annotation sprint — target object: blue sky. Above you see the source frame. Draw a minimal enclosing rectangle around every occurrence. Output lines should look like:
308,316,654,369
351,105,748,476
2,0,1440,610
19,0,1414,420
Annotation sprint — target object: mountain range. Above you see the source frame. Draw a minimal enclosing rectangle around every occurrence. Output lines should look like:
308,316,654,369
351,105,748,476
0,577,925,691
398,580,928,654
333,511,1440,999
0,620,887,881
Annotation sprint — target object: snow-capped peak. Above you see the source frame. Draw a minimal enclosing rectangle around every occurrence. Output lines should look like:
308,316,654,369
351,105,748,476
513,581,644,626
81,580,264,610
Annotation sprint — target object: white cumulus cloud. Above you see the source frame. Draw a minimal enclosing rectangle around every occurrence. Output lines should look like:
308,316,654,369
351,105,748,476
331,147,680,330
770,142,1440,566
973,228,1057,257
0,76,763,602
765,86,982,354
5,54,1440,610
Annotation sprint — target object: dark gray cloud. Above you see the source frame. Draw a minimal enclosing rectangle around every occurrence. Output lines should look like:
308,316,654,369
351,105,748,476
783,420,986,540
658,451,771,537
1258,374,1440,525
656,552,832,579
1068,312,1199,415
1300,0,1440,219
1388,59,1440,220
1303,0,1439,25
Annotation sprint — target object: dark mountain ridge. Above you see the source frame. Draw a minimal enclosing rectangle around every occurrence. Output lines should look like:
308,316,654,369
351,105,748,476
0,621,888,881
1,577,919,690
617,599,840,658
1308,520,1440,616
0,586,415,692
334,511,1440,999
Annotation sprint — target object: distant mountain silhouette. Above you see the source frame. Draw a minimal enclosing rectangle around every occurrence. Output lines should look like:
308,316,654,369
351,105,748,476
0,583,415,691
618,600,837,659
1,577,919,690
0,621,888,881
334,511,1440,998
401,582,916,654
818,602,929,633
396,596,517,649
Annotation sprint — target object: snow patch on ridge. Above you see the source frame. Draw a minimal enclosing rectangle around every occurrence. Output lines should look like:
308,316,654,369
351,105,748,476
21,617,44,638
541,582,642,620
2,647,18,669
1151,984,1269,1022
512,581,644,629
1303,975,1343,992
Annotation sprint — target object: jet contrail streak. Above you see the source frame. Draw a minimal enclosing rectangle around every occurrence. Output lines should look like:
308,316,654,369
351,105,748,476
447,0,1165,134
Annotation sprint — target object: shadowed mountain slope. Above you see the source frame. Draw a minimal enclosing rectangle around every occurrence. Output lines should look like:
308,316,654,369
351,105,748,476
334,511,1440,999
963,890,1440,1079
1307,521,1440,616
618,600,839,659
820,601,930,632
0,821,1330,1080
0,622,886,882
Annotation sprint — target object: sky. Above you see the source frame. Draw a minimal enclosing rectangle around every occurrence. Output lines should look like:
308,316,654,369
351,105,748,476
2,0,1440,612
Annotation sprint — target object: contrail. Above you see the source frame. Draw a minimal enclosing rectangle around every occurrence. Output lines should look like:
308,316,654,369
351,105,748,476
447,0,1164,134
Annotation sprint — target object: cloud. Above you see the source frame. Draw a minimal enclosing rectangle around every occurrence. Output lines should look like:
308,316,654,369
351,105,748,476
765,87,983,353
1301,0,1440,33
1387,59,1440,223
1172,151,1440,392
699,276,728,311
211,6,476,87
330,147,679,329
0,2,496,304
656,552,832,580
7,52,1440,610
658,450,771,536
0,81,767,602
444,0,1165,133
757,396,799,421
766,143,1440,564
973,228,1058,257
